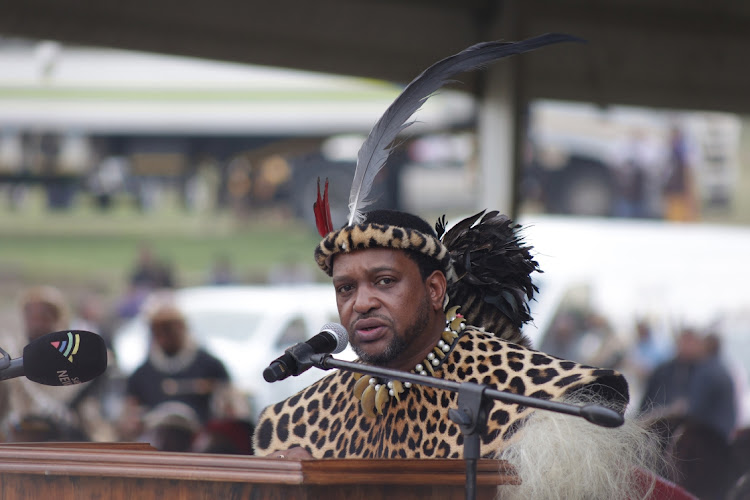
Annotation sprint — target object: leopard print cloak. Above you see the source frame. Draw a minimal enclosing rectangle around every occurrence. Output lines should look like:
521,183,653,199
253,327,629,458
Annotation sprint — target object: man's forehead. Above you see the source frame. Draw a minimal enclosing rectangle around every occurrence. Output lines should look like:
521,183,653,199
23,301,60,316
331,247,413,275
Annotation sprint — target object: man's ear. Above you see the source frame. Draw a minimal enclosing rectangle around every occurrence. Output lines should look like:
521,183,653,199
425,270,447,311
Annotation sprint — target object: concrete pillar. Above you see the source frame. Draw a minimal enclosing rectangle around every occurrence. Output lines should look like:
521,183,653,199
476,0,523,216
478,63,518,215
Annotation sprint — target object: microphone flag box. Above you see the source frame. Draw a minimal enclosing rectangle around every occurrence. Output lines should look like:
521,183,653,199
23,330,108,386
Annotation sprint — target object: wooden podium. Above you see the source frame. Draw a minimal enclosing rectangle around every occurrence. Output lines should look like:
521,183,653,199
0,443,518,499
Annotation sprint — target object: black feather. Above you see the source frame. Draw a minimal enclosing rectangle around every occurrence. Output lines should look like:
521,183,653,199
440,211,541,345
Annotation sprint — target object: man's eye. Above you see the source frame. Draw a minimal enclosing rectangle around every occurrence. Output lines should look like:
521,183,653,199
376,277,394,286
337,284,354,294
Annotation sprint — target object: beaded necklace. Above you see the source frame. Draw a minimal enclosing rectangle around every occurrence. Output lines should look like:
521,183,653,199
352,307,465,417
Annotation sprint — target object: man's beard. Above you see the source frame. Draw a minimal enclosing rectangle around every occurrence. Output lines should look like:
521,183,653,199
352,295,432,366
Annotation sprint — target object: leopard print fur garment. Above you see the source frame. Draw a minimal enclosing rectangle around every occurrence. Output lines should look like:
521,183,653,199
254,328,629,458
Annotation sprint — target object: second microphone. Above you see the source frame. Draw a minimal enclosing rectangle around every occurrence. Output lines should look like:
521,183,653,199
262,323,348,383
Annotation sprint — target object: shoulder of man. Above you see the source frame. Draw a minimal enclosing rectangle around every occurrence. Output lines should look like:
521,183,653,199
253,370,345,455
194,348,230,377
458,327,629,410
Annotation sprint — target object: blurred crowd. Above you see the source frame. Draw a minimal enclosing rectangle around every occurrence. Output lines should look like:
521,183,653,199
0,239,322,454
543,311,750,500
610,125,699,222
2,246,750,500
0,247,258,456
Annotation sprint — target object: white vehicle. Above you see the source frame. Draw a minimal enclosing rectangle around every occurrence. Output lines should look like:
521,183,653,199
111,284,353,423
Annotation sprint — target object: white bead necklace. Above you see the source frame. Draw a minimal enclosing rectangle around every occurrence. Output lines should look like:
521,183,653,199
353,306,465,417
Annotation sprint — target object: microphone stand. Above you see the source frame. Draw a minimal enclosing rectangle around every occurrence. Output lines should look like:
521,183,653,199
0,346,24,380
309,353,623,500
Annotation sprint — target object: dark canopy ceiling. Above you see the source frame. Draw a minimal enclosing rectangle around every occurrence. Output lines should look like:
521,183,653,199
2,0,750,114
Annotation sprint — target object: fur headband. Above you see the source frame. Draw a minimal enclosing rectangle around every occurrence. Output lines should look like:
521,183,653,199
314,210,452,278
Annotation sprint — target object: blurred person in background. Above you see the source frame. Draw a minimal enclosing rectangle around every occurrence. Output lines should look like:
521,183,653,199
662,126,697,222
116,243,176,321
687,333,736,441
665,418,734,500
205,253,239,286
86,155,127,212
22,285,69,342
70,292,114,345
576,312,626,368
728,474,750,500
621,318,672,402
539,311,581,361
613,129,650,218
728,427,750,497
0,285,116,442
138,401,201,452
639,327,703,419
540,309,625,367
639,329,737,499
626,319,672,381
118,292,241,441
67,291,125,437
129,244,175,290
642,330,737,443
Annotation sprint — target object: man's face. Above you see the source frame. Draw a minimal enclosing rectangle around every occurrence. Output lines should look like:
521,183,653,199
150,317,187,356
23,302,60,341
332,247,437,367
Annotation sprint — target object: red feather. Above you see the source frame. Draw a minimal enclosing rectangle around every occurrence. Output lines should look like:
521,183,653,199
313,178,334,237
323,178,333,234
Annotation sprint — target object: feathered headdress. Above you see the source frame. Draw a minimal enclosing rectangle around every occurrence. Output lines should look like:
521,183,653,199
436,210,540,346
313,32,581,235
313,34,575,344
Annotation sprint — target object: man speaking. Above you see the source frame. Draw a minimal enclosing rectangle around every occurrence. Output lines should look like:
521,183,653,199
254,35,673,499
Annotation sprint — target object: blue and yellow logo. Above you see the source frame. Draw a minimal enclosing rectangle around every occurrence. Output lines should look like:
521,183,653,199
50,332,80,363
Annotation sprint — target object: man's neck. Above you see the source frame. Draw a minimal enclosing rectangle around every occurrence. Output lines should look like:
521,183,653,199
386,319,445,373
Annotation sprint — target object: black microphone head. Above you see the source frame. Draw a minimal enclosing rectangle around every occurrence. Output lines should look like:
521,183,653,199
22,330,108,386
319,323,348,354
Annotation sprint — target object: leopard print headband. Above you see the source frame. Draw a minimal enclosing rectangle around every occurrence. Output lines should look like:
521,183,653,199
314,219,452,279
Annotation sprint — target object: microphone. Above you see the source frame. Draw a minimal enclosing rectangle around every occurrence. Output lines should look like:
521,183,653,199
0,330,108,386
263,323,348,382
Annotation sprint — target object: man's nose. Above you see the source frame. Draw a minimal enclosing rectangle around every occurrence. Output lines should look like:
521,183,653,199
352,286,379,313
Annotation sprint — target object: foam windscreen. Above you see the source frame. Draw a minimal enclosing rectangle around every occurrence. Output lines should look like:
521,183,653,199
23,330,108,386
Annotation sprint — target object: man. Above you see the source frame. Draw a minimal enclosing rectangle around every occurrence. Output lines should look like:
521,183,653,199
255,210,630,455
0,285,115,441
255,36,677,498
253,209,683,498
639,328,702,418
20,285,70,342
687,333,737,442
120,293,232,439
1,286,76,429
685,333,736,441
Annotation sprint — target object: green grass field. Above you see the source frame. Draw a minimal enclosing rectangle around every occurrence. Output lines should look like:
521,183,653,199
0,189,324,309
